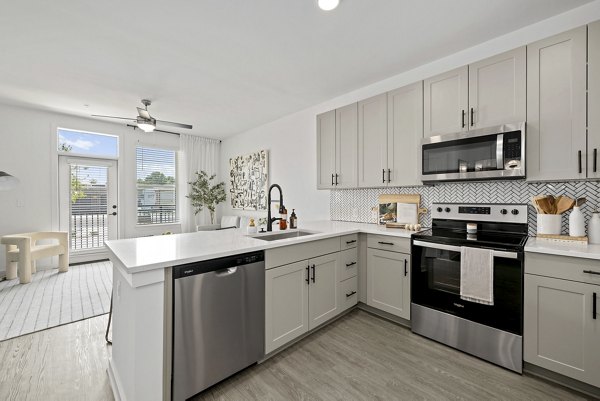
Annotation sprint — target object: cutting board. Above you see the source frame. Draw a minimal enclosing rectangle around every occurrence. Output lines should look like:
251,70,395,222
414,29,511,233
396,203,418,224
377,194,426,225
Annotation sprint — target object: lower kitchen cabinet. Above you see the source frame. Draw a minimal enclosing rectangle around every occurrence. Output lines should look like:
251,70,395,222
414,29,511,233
265,260,310,354
308,253,341,329
366,248,410,320
524,253,600,387
265,252,342,354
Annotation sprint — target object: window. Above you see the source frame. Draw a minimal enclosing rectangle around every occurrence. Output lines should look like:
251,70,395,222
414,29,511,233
136,147,178,225
57,128,119,158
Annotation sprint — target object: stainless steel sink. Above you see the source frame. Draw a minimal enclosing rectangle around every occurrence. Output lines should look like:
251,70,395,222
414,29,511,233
250,230,319,241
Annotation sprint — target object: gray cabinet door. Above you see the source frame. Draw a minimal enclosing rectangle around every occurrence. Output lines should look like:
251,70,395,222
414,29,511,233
316,110,336,189
265,260,309,354
335,103,358,188
366,248,410,320
468,47,526,129
590,21,600,179
526,26,587,181
423,66,469,137
308,253,340,330
387,82,423,186
524,274,600,386
358,93,388,187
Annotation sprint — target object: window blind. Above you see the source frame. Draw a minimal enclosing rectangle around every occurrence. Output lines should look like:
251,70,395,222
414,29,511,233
136,147,178,225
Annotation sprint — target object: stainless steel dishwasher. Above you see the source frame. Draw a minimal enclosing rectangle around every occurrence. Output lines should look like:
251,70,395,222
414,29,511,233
172,251,265,401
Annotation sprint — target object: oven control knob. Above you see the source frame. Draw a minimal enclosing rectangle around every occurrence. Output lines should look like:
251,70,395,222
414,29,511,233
511,209,519,215
500,209,508,215
437,207,443,213
445,207,451,213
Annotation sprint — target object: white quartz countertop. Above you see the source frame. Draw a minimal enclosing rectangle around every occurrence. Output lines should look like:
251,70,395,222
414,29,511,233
105,220,418,273
525,237,600,261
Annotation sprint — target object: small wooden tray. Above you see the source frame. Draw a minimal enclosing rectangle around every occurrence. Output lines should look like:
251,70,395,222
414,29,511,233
536,234,588,243
385,222,422,231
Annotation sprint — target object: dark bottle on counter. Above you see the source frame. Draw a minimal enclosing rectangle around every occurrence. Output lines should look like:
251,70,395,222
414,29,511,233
290,209,298,229
279,206,288,230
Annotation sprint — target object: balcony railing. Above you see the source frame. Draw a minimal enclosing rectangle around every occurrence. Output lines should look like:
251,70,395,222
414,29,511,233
137,205,177,225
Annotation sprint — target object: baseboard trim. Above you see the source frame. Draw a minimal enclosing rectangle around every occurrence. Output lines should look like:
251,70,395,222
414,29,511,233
107,358,126,401
524,362,600,399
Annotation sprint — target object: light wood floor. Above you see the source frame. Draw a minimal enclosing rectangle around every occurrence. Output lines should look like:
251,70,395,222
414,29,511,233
0,309,592,401
0,314,113,401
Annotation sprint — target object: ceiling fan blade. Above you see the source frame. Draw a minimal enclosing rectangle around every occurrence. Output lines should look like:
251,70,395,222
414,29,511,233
155,119,193,129
92,114,137,121
154,128,181,136
137,107,152,120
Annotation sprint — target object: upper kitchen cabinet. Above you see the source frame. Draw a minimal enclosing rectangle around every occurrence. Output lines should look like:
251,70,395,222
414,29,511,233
527,26,587,181
387,82,423,186
424,66,468,137
589,21,600,179
468,47,526,129
335,103,358,188
316,105,358,189
316,110,336,189
358,93,388,187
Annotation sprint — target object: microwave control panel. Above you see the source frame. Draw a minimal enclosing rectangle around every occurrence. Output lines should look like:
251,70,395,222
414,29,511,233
503,131,521,160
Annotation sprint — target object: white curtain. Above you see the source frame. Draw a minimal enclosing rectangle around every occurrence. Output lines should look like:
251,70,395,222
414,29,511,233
179,134,221,232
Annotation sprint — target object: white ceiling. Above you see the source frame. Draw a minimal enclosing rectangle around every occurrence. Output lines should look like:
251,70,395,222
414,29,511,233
0,0,593,138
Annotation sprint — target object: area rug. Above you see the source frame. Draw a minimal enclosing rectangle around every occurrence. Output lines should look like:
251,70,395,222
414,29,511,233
0,260,112,342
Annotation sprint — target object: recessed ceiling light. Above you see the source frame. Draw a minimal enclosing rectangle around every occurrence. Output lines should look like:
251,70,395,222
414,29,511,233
318,0,340,11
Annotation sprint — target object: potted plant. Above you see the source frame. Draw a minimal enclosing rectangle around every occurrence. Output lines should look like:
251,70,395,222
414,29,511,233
186,171,227,225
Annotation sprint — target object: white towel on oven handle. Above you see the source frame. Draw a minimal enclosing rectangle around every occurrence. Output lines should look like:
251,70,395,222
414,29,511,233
460,246,494,306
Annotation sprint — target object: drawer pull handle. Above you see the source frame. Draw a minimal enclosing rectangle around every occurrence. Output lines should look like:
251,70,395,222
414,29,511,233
378,241,394,246
594,292,597,320
583,270,600,275
345,239,357,244
345,261,357,267
346,290,357,298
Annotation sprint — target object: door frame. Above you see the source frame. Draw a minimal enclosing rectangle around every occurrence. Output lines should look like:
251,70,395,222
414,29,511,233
58,155,119,263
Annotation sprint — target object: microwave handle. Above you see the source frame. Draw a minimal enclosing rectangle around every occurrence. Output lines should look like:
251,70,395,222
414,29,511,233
412,240,518,260
496,134,504,170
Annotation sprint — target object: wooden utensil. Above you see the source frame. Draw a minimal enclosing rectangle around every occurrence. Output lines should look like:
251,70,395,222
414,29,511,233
555,196,575,214
536,196,555,215
576,197,587,207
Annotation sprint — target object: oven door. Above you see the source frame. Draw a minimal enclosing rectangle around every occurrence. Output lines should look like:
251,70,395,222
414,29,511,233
411,240,523,335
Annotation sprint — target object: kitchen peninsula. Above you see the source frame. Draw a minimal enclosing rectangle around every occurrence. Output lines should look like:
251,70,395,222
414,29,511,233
105,221,416,401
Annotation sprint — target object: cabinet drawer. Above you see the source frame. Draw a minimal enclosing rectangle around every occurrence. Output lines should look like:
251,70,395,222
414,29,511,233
266,237,340,269
525,252,600,285
340,234,358,250
339,248,358,281
339,276,358,312
367,234,410,254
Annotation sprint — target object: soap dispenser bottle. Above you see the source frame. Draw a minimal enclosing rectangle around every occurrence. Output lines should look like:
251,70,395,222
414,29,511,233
290,209,298,229
589,210,600,244
279,206,288,230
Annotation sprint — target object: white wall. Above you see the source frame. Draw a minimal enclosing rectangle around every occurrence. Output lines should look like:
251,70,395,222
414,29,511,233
220,0,600,226
0,103,181,271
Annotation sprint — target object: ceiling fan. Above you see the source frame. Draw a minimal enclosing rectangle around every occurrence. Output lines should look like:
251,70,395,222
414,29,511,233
92,99,192,134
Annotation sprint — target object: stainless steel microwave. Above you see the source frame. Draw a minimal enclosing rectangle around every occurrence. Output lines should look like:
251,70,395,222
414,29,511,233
420,122,525,183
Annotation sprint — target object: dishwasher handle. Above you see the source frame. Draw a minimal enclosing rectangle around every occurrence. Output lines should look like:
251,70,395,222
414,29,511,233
215,267,238,277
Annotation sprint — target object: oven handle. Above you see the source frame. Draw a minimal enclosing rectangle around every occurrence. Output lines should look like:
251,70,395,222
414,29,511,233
412,240,519,260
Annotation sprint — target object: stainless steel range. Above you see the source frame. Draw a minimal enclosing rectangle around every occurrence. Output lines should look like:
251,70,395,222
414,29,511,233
411,203,528,373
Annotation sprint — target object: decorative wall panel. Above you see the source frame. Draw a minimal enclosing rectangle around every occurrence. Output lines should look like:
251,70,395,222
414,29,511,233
330,181,600,235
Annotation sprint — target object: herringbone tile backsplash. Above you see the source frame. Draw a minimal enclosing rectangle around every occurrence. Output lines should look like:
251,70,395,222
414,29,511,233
330,181,600,235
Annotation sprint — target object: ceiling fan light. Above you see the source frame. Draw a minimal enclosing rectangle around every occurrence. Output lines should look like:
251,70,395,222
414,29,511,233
318,0,339,11
137,121,156,133
0,171,20,190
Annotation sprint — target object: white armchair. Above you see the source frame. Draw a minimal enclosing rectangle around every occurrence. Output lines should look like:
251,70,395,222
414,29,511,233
1,232,69,284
